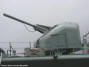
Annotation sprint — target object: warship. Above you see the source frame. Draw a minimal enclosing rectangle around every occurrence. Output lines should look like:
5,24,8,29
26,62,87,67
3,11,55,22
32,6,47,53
0,13,89,67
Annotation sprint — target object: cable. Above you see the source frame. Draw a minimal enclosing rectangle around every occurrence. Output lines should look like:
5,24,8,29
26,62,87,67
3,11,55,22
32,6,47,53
24,24,36,32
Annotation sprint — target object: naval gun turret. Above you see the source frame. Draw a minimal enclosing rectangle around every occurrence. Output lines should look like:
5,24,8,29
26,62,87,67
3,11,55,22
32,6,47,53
3,13,82,55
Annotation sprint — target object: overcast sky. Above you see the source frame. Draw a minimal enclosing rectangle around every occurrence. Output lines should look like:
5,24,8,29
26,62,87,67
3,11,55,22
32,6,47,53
0,0,89,43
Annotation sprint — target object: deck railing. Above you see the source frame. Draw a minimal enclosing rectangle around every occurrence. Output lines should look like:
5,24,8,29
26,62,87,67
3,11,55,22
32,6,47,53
0,42,89,57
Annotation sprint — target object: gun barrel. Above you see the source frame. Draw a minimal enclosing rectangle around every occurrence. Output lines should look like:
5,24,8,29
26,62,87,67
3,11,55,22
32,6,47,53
3,13,51,33
3,13,35,27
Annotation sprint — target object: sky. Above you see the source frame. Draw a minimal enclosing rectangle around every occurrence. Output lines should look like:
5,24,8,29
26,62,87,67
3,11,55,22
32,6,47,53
0,0,89,52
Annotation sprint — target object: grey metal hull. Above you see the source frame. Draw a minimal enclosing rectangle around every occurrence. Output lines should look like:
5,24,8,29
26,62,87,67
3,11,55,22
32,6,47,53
1,55,89,67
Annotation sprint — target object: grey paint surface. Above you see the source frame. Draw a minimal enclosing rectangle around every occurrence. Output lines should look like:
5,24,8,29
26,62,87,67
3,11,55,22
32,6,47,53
1,55,89,67
36,23,81,50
